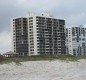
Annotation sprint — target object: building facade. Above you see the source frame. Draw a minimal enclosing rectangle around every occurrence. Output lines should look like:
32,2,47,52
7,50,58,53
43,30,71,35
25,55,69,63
11,17,29,56
66,26,86,56
12,13,66,56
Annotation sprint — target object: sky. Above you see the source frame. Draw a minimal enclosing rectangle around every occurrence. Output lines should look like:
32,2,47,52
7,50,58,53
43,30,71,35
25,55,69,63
0,0,86,53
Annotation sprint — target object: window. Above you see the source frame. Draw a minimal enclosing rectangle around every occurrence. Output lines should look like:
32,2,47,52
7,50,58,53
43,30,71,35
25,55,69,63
69,35,71,36
29,20,33,22
29,26,33,28
29,17,33,19
30,52,34,54
72,38,75,41
29,29,32,31
29,23,33,25
79,38,81,40
72,28,75,36
82,38,85,41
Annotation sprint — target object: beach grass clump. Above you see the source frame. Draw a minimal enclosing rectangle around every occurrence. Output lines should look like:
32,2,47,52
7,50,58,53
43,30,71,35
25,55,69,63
0,54,86,64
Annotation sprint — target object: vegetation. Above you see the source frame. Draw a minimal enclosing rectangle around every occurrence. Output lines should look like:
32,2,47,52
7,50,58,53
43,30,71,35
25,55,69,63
0,54,86,64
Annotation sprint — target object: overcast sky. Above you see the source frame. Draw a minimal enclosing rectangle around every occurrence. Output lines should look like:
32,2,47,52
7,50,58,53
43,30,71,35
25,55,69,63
0,0,86,53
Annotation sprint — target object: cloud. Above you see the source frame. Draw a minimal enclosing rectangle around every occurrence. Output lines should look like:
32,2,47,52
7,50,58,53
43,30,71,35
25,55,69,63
66,12,86,26
0,0,86,30
0,31,11,54
0,0,86,53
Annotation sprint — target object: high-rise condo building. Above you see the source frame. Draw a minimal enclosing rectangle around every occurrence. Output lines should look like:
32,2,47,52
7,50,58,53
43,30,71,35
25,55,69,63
11,17,28,56
12,13,66,56
66,26,86,56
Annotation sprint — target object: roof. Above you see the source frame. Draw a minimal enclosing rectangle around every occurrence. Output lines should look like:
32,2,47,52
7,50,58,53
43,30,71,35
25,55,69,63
3,51,18,55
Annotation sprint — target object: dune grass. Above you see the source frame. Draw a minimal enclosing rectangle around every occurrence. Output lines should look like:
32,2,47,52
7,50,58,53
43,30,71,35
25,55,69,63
0,55,86,64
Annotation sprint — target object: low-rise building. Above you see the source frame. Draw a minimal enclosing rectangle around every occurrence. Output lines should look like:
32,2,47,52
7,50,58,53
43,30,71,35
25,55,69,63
3,51,19,57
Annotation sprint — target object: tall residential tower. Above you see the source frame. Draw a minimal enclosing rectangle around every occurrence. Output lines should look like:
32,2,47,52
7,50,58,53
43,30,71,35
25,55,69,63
11,17,28,56
12,13,66,56
66,26,86,56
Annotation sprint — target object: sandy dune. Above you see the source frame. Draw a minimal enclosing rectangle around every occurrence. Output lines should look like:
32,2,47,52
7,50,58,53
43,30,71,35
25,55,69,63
0,60,86,80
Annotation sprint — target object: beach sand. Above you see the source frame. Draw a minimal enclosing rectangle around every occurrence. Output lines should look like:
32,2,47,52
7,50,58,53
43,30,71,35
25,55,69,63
0,60,86,80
